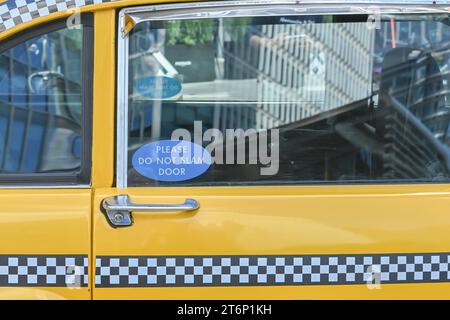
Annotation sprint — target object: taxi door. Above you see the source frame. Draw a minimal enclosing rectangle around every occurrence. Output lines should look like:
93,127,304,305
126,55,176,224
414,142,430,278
93,2,450,299
0,14,93,299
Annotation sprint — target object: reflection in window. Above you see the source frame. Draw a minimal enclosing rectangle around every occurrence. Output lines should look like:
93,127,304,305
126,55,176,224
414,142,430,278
0,27,83,174
127,14,450,185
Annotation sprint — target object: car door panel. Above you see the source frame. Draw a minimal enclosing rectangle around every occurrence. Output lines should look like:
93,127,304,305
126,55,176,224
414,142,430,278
93,184,450,299
92,2,450,300
0,15,93,299
0,190,91,299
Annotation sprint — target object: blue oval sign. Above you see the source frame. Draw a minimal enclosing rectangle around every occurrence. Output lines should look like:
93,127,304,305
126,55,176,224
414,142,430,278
132,140,212,182
134,76,182,100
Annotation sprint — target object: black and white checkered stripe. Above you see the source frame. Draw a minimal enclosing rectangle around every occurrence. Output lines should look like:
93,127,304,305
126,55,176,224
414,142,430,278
3,0,450,34
95,253,450,287
0,0,114,33
0,255,88,287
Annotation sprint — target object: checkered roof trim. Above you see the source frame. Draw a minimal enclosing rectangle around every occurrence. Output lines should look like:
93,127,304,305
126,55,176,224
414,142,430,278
0,0,114,33
96,253,450,287
1,0,448,34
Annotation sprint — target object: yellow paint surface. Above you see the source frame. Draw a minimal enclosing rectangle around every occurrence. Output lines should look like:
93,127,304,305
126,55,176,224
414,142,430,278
93,184,450,299
0,190,91,299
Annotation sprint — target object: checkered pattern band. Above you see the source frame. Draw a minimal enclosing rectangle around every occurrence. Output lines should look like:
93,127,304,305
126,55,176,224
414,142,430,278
96,253,450,287
0,255,88,287
0,0,114,33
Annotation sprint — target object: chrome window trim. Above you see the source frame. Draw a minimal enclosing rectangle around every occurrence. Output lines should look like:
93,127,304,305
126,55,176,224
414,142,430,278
117,12,130,189
116,0,450,188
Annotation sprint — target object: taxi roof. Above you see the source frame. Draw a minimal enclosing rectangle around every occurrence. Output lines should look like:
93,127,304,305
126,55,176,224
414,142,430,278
0,0,448,35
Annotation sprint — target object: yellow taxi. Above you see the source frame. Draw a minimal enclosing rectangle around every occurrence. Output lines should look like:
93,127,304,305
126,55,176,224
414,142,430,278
1,0,450,299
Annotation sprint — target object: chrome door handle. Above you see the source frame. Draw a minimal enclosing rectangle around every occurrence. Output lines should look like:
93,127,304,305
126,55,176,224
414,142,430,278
101,195,199,227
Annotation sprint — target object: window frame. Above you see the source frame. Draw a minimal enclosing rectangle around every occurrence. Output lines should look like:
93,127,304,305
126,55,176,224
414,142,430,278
116,1,450,188
0,14,93,187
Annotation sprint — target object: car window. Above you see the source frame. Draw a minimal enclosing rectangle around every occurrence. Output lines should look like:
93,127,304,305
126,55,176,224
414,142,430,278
125,13,450,186
0,18,92,184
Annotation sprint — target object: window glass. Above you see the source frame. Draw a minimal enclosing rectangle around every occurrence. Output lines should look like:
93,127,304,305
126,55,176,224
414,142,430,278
127,14,450,186
0,27,85,176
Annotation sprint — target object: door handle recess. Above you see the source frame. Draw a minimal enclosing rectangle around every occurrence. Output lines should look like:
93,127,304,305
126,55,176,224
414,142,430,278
101,195,199,227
